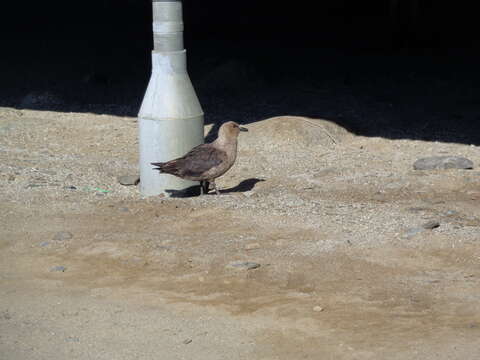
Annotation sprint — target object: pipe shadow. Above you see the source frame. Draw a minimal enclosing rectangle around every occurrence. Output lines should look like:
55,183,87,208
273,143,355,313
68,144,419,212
164,186,201,198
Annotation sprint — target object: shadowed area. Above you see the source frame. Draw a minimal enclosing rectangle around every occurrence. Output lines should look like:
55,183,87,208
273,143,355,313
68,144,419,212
1,1,480,144
165,185,201,198
164,178,265,197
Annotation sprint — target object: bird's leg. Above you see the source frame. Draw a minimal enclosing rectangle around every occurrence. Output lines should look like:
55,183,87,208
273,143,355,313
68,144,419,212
211,180,220,195
199,180,209,195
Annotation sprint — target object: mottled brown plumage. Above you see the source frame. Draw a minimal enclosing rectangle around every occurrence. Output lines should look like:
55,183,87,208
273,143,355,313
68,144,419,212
151,121,248,195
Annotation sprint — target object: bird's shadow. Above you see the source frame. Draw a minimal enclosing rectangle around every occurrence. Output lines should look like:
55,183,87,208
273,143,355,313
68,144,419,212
165,178,265,198
220,178,265,194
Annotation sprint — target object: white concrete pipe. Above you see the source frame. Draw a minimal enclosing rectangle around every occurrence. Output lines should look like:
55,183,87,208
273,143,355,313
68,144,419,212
138,0,204,197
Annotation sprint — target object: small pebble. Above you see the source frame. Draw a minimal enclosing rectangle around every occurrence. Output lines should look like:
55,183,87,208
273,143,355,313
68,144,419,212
227,261,261,270
50,266,67,272
422,220,440,230
53,231,73,241
26,184,44,188
313,306,324,312
402,227,425,239
118,175,140,186
407,207,431,213
245,243,261,251
65,337,80,343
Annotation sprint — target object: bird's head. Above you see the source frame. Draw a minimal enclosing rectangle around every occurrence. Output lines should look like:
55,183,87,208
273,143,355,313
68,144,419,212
218,121,248,140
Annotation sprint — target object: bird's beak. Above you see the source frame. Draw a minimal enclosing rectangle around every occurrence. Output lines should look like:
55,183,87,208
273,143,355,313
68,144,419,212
239,127,248,132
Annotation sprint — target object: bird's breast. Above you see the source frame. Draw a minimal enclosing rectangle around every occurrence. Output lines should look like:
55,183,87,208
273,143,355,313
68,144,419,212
204,142,237,179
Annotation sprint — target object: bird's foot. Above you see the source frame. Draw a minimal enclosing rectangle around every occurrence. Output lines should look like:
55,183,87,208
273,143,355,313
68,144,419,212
212,181,220,195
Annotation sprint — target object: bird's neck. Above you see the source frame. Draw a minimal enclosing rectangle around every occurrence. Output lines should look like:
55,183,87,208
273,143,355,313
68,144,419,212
214,136,237,150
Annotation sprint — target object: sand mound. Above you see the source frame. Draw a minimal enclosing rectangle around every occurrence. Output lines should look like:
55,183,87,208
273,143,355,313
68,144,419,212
239,116,352,151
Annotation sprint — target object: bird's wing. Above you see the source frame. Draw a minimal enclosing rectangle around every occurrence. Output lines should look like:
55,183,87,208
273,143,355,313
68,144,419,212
179,144,227,178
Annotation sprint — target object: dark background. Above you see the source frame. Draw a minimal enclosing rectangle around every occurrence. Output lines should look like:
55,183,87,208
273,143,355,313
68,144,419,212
1,0,479,144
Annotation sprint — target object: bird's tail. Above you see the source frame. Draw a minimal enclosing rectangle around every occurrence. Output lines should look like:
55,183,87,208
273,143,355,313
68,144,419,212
151,162,166,173
151,161,179,175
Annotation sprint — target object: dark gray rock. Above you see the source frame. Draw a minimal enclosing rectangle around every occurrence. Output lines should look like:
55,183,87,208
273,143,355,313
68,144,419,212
118,175,140,186
227,261,261,270
403,221,440,239
50,266,67,272
413,156,473,170
53,231,73,241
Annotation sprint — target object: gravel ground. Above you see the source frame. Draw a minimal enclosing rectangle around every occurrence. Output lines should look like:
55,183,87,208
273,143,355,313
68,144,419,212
1,107,480,359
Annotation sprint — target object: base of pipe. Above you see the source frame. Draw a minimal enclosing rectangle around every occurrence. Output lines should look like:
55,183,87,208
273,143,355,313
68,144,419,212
139,116,204,197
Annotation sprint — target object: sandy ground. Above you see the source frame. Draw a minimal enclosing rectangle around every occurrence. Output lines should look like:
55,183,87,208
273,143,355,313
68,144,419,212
1,109,480,359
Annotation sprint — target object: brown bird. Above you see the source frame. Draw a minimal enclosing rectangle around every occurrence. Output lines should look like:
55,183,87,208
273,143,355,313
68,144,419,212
151,121,248,195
